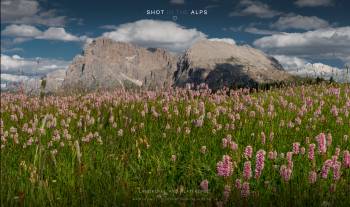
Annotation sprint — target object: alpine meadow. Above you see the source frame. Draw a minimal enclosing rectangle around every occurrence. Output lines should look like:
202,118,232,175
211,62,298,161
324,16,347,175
1,83,349,206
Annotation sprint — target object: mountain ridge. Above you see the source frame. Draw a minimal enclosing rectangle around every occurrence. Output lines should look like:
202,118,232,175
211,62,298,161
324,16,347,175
3,38,298,94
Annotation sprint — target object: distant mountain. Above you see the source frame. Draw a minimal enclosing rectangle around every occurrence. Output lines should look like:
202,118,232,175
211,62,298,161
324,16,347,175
173,40,293,90
62,38,293,92
273,55,350,83
62,38,177,91
290,63,349,82
1,69,66,95
3,38,314,94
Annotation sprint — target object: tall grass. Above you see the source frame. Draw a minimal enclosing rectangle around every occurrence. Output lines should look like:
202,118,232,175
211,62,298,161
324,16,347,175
1,83,349,206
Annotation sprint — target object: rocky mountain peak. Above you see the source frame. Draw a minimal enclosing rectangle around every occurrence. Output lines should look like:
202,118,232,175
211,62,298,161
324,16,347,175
62,38,177,91
173,39,292,90
60,38,293,92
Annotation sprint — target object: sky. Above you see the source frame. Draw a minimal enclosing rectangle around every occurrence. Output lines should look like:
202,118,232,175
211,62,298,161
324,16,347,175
1,0,350,85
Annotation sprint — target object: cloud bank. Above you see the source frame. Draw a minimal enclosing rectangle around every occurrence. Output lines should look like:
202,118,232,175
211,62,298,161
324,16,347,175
1,0,66,26
208,38,236,45
274,55,349,82
1,54,70,77
229,0,281,18
2,24,87,42
102,19,207,52
253,27,350,65
295,0,333,7
1,54,70,90
271,14,330,30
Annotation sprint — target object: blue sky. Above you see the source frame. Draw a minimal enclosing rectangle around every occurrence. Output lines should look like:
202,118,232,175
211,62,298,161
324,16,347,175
1,0,350,83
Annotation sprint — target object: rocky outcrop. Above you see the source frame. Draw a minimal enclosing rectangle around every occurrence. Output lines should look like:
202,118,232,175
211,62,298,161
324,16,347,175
173,40,293,90
61,38,294,92
1,69,67,95
43,69,66,93
62,38,177,91
21,69,66,95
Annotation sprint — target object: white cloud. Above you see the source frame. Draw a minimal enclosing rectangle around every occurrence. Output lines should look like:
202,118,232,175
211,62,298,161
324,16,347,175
1,0,38,22
223,24,281,35
253,27,350,64
1,69,67,92
100,20,238,52
274,55,308,69
2,24,42,37
244,27,281,35
37,27,80,41
1,0,66,26
102,19,206,52
2,24,86,42
170,0,185,4
274,55,349,82
229,0,281,18
295,0,333,7
271,14,330,30
1,54,70,76
1,73,31,82
0,73,42,92
209,38,236,45
1,54,35,70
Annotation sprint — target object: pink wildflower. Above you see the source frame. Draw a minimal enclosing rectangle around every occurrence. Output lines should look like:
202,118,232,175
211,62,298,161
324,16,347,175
200,180,209,192
280,165,292,182
331,155,338,165
222,138,228,148
217,155,234,177
327,133,332,147
308,144,316,161
241,182,250,197
343,150,350,168
193,118,204,127
335,147,340,157
268,151,277,160
316,133,327,154
235,179,241,189
261,132,266,145
243,161,252,180
223,185,231,201
321,159,332,179
254,149,266,179
331,105,338,117
229,141,238,151
292,142,300,154
308,171,317,184
244,146,253,159
333,161,341,181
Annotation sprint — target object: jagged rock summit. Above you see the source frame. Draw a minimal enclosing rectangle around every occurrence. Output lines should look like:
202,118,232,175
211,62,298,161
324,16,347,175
62,38,177,90
62,38,293,92
173,40,293,90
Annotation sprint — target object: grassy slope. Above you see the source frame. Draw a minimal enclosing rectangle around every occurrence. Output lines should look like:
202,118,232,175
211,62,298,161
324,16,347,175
1,83,349,206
